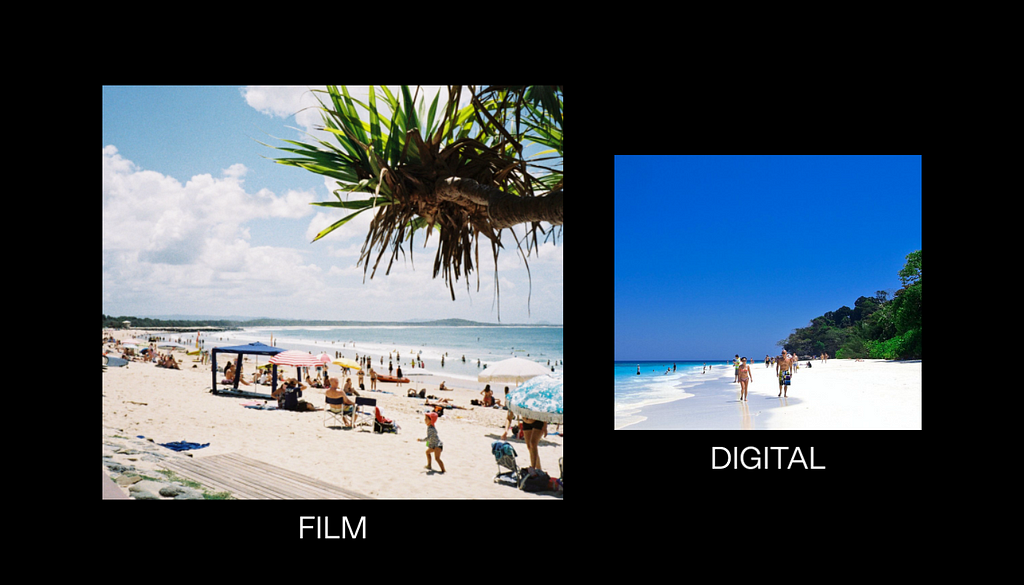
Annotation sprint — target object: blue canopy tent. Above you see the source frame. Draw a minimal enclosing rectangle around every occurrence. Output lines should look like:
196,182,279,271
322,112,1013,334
211,341,285,399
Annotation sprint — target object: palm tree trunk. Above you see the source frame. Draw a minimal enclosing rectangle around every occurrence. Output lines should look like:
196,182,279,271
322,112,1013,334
435,177,563,230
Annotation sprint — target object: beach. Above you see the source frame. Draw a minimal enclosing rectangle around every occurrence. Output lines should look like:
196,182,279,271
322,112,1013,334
103,330,562,499
618,359,921,430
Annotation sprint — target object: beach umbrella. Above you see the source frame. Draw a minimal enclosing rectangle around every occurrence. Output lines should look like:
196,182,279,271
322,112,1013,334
506,371,562,424
269,350,323,368
270,350,324,384
478,357,550,385
157,342,186,349
316,353,332,365
332,358,362,371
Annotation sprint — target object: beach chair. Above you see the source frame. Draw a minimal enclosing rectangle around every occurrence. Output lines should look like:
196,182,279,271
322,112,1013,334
491,441,522,486
373,406,399,434
353,397,376,430
324,396,354,428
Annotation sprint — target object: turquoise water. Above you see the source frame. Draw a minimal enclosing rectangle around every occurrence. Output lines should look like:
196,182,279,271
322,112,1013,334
614,360,731,428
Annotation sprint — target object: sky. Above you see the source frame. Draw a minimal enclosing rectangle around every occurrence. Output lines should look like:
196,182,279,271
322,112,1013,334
614,155,921,360
102,86,562,324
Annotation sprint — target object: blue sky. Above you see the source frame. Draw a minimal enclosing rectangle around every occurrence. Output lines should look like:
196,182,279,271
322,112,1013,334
614,155,921,360
102,86,562,323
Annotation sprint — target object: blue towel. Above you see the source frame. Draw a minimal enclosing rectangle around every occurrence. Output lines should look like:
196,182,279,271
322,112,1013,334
159,441,210,452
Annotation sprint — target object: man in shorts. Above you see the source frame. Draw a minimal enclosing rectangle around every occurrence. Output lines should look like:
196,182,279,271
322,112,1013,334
776,349,793,397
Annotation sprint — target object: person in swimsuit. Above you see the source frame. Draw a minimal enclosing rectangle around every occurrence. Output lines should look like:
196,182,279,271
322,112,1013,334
776,349,793,397
521,418,547,470
733,355,741,383
737,357,753,401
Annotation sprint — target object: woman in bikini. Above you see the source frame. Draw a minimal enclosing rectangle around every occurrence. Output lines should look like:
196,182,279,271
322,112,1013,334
738,357,753,401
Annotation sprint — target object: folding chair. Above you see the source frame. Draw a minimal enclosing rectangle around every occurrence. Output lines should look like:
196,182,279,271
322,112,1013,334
324,396,353,428
353,397,376,430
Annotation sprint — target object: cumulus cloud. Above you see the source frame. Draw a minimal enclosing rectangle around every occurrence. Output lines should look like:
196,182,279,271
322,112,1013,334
102,145,321,315
241,85,467,146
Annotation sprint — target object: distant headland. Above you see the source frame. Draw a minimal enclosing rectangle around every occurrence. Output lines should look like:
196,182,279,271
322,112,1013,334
102,314,561,331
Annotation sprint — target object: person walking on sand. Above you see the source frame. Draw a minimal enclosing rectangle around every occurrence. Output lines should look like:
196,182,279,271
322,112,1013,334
738,357,753,401
776,349,793,397
417,411,445,473
733,355,740,383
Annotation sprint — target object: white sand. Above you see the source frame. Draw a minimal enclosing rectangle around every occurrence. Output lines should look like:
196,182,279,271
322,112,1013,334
621,359,921,430
103,332,562,498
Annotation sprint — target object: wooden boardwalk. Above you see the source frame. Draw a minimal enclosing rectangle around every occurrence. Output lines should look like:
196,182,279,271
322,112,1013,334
160,453,373,499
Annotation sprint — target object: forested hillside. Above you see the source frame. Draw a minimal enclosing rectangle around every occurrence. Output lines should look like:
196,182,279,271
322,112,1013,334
779,250,921,360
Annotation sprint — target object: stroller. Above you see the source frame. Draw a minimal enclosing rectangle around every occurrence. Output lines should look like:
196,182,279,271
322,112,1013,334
491,441,522,486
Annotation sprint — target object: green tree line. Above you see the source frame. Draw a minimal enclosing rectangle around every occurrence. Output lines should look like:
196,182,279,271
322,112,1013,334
102,315,240,330
778,250,921,360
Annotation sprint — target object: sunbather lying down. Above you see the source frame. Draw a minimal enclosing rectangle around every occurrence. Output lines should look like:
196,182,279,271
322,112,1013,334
425,399,469,410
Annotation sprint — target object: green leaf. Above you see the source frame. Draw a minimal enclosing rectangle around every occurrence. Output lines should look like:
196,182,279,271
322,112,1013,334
310,203,389,243
368,85,383,155
401,85,419,133
425,88,441,139
311,196,390,210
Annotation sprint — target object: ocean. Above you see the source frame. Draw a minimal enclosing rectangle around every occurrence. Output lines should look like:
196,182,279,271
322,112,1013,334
614,360,732,428
174,326,562,388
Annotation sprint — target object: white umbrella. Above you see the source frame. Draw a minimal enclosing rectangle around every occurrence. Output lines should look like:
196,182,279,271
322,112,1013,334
478,357,551,385
157,342,186,349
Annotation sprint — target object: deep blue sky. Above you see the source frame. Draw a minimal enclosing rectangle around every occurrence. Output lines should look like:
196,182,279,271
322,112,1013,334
614,155,921,361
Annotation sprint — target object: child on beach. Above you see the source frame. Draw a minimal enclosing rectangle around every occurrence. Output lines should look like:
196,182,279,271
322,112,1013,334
417,412,445,473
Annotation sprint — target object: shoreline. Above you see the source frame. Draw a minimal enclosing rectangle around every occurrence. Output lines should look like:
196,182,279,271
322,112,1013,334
617,359,921,430
614,367,733,429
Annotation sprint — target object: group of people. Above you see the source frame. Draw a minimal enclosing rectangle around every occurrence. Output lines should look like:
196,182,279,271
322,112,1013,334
105,343,182,370
732,349,811,401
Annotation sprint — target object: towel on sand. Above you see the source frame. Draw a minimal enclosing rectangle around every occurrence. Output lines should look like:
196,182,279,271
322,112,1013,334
159,441,210,452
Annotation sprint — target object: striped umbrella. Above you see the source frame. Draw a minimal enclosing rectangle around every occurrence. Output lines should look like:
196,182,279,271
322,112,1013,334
269,350,323,367
507,371,562,424
269,350,324,384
